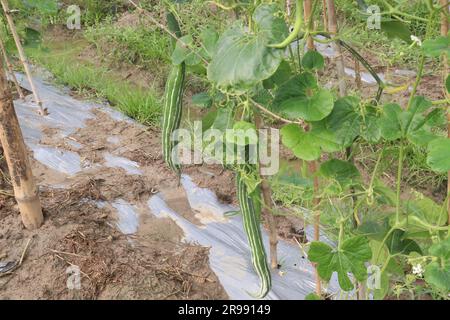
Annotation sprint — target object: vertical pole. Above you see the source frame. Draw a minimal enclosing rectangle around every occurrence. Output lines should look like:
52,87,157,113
254,113,278,269
0,0,47,115
0,65,43,229
304,0,322,297
322,0,328,32
440,0,450,222
304,0,315,50
326,0,347,97
0,37,24,99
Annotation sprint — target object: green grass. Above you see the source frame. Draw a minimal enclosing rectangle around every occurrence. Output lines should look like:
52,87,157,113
27,47,162,127
335,0,440,68
84,18,171,70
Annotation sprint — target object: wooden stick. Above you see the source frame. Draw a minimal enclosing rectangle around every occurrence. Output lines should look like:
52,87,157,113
0,0,47,115
303,0,322,297
326,0,347,97
440,0,450,222
304,0,315,50
254,113,278,269
0,66,43,230
322,0,328,32
0,37,24,99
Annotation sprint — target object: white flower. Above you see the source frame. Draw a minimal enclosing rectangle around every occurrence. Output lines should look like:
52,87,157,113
411,35,422,46
412,264,424,277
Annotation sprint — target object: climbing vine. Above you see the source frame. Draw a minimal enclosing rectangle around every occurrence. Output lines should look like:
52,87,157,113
154,0,450,299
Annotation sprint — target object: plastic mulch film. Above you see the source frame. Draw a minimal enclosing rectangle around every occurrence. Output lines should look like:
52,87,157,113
13,71,345,300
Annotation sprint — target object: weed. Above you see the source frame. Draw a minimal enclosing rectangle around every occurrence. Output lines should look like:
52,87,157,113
27,46,162,127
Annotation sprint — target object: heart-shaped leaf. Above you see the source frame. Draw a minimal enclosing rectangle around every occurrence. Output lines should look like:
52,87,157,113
319,159,360,188
172,35,201,66
423,34,450,58
406,195,448,233
302,51,325,70
308,236,372,291
263,60,292,89
386,229,422,255
326,96,361,146
208,4,287,91
379,103,403,141
424,238,450,292
427,138,450,173
192,92,212,108
381,20,412,44
200,27,219,59
380,97,435,145
273,73,334,121
281,123,340,161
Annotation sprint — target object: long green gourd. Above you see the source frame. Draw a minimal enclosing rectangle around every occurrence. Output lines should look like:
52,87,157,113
236,169,272,298
162,11,185,174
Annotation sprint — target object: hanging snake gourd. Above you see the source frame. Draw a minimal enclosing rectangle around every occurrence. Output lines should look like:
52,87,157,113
162,11,185,174
236,170,272,298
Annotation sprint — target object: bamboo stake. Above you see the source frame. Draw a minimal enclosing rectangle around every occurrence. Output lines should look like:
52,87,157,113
304,0,315,50
303,0,322,297
440,0,450,222
0,37,24,99
0,66,43,230
322,0,328,32
0,0,47,115
254,113,278,269
326,0,347,97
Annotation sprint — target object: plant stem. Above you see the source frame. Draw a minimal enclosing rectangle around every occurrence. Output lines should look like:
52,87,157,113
395,142,404,225
406,56,425,110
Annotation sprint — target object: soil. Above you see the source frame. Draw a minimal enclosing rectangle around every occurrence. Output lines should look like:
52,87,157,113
0,105,230,300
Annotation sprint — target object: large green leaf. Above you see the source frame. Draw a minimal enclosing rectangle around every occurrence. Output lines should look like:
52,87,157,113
319,159,360,188
327,97,381,146
381,20,412,44
406,195,448,233
273,73,334,121
326,96,361,146
379,97,436,145
302,51,325,71
192,92,212,109
386,229,422,255
356,220,390,242
423,34,450,58
200,27,219,59
172,35,201,66
308,236,372,291
263,60,292,89
427,138,450,173
424,239,450,292
207,4,287,91
379,103,403,141
280,123,340,161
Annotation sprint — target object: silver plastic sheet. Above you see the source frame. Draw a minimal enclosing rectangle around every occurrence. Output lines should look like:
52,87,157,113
13,71,344,300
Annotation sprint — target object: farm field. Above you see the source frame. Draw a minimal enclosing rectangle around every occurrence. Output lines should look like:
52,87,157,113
0,0,449,302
